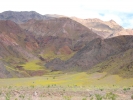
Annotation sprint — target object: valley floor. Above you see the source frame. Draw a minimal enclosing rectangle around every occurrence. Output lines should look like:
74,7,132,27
0,72,133,100
0,86,133,100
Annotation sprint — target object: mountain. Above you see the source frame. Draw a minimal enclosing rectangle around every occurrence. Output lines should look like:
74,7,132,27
20,17,98,37
46,35,133,77
0,11,133,78
19,17,100,67
0,20,38,60
71,17,133,38
0,11,132,38
111,29,133,37
0,20,41,78
71,17,124,38
0,17,100,78
0,11,60,24
20,17,100,51
0,11,66,24
0,61,11,78
0,11,133,38
45,14,65,18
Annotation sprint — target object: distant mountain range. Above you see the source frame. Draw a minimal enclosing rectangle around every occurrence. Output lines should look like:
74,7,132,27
0,11,64,23
0,11,133,78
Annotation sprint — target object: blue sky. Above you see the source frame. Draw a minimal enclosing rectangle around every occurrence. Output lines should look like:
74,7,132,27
0,0,133,29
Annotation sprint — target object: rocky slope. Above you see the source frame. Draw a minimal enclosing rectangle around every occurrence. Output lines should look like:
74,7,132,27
111,29,133,37
46,35,133,77
0,11,55,23
0,17,100,78
0,61,11,78
0,20,40,77
0,20,38,59
0,11,65,24
19,17,101,67
20,17,99,38
20,17,100,51
71,17,124,38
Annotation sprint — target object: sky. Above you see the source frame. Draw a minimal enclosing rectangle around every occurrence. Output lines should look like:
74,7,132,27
0,0,133,29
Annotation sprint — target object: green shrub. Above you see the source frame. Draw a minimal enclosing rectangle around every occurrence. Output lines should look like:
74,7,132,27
63,96,72,100
123,87,130,91
47,85,50,88
5,93,10,100
105,92,117,100
30,85,34,88
95,94,103,100
19,94,25,99
82,97,87,100
99,88,104,91
131,95,133,99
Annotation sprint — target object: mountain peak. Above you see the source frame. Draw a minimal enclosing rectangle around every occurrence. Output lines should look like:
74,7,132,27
0,11,46,23
85,18,102,22
109,19,117,24
2,10,39,14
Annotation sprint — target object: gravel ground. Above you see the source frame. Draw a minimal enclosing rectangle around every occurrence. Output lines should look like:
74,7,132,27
0,86,133,100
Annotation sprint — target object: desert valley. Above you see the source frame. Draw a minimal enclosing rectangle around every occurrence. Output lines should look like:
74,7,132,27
0,11,133,100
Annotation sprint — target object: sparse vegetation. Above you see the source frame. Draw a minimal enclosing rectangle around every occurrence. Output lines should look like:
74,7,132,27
95,94,103,100
0,86,132,100
0,72,132,100
30,85,34,88
47,85,50,88
99,88,104,91
131,95,133,99
123,87,130,91
5,93,10,100
63,96,72,100
19,94,25,99
63,89,65,92
53,76,55,79
82,97,87,100
21,60,44,70
90,96,93,100
105,92,117,100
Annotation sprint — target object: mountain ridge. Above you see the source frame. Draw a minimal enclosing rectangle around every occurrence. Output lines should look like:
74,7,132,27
0,17,100,78
0,11,62,24
0,11,133,78
46,35,133,78
0,11,133,38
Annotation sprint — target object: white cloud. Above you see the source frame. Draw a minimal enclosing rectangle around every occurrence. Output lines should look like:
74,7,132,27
0,0,133,28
